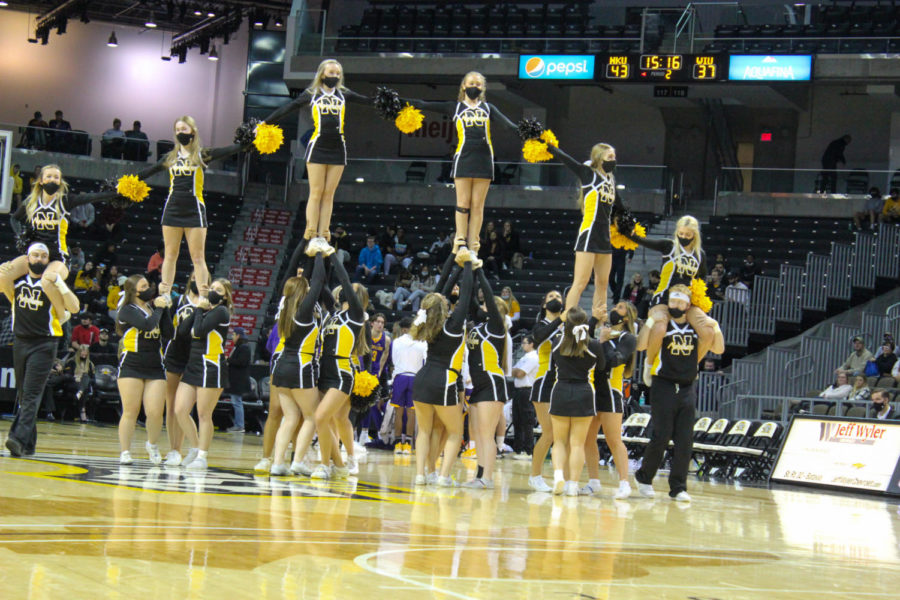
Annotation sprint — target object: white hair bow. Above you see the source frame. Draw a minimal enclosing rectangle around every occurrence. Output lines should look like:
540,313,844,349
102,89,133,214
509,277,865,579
413,309,427,326
573,324,589,342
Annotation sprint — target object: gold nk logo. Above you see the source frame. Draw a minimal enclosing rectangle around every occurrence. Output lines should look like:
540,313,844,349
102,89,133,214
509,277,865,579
667,333,695,356
17,286,45,311
317,96,343,116
32,210,60,231
673,254,700,278
171,163,198,177
459,109,489,128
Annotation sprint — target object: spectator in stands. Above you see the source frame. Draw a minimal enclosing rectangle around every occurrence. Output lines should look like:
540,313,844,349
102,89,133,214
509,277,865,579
332,225,350,265
96,204,125,241
481,220,497,249
64,346,95,423
501,220,521,263
739,254,761,284
880,188,900,224
848,374,871,404
25,111,48,149
124,121,150,161
876,342,897,376
377,268,413,309
11,164,23,208
378,224,397,257
90,328,118,364
146,243,164,283
820,372,852,400
869,390,897,420
384,226,413,275
501,287,522,333
74,262,97,291
101,118,126,159
106,275,126,320
70,200,95,235
609,248,631,302
71,313,100,351
637,270,661,318
94,242,119,268
622,272,647,309
820,134,850,193
724,272,750,306
707,270,725,302
701,358,723,374
428,230,453,264
227,327,252,433
48,110,72,152
836,336,874,377
482,229,505,280
66,246,85,276
355,235,382,284
855,187,883,230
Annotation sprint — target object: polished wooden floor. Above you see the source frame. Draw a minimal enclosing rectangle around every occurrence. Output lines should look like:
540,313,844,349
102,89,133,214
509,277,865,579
1,422,898,600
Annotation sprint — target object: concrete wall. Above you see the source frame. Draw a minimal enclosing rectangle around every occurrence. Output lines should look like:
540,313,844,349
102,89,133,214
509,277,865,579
716,192,868,217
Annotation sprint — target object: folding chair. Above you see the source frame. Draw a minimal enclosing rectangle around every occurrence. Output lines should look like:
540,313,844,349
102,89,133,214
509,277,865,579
621,412,651,459
734,422,783,481
692,417,729,476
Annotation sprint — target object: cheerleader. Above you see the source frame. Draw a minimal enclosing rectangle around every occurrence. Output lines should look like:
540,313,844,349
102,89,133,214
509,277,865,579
549,307,607,496
528,290,563,493
261,59,374,242
411,250,476,486
174,278,233,470
115,275,173,464
583,301,637,499
548,143,625,324
402,72,517,251
311,253,367,479
161,272,201,466
269,250,328,476
1,165,117,318
462,268,510,489
134,116,245,297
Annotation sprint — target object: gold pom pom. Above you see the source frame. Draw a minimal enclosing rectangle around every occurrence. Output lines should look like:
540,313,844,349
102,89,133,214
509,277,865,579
395,104,425,134
116,175,150,203
522,139,553,163
609,221,645,250
540,129,559,147
691,278,713,313
352,371,380,398
253,123,284,155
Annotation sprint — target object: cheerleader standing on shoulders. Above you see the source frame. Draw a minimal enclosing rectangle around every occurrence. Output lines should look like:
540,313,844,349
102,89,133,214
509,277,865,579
174,278,234,470
583,301,637,499
548,143,625,324
311,250,368,479
528,290,563,492
269,250,328,476
463,267,510,489
261,59,375,243
411,249,476,486
549,307,607,496
401,72,517,251
116,275,173,464
161,272,201,466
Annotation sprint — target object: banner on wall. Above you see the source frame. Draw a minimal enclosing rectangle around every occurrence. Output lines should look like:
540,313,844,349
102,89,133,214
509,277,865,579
398,115,456,158
0,346,16,407
771,415,900,496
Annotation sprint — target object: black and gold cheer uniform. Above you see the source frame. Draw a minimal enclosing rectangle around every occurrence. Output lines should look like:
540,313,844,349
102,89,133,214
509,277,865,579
625,235,707,307
272,254,327,390
117,303,173,380
164,294,198,375
467,269,509,404
530,316,562,404
594,331,636,414
549,146,625,254
317,258,365,395
181,303,231,389
549,339,607,418
413,261,474,406
406,99,516,180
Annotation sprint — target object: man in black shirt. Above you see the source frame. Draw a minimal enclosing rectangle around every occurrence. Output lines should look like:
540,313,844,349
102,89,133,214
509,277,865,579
820,134,851,193
1,243,80,456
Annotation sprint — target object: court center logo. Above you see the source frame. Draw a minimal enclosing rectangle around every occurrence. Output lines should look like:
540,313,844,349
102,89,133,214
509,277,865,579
525,56,546,77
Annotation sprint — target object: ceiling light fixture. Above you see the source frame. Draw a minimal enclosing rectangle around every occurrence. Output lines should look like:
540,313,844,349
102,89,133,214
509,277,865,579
208,44,218,61
107,31,118,47
146,13,158,28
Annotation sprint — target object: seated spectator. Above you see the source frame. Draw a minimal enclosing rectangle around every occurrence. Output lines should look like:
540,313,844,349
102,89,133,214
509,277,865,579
482,229,505,280
481,220,497,246
638,270,661,319
622,273,647,307
820,372,852,400
74,262,97,291
354,235,383,284
855,187,883,230
384,226,413,275
501,220,521,263
501,287,523,333
25,111,48,149
701,358,722,374
428,230,453,264
11,164,23,208
95,204,125,241
94,242,119,268
378,224,397,257
101,118,126,158
68,246,85,279
847,374,871,404
64,346,95,423
70,199,95,234
868,390,897,420
71,313,100,351
100,264,119,291
376,268,413,309
90,328,118,364
124,120,151,161
147,243,164,282
107,275,126,320
48,110,72,152
332,224,351,264
880,188,900,224
392,265,437,312
724,272,750,306
739,254,761,285
836,336,874,377
876,342,897,376
707,270,725,301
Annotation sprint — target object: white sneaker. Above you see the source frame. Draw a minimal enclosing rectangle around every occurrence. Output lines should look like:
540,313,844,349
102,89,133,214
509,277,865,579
185,456,207,471
270,463,289,476
437,476,457,487
164,450,182,467
146,442,161,465
290,460,313,476
414,475,426,486
332,465,350,479
636,482,655,498
564,481,579,497
346,454,359,475
512,452,531,461
254,457,272,472
462,478,490,489
580,480,601,495
310,464,331,479
614,480,632,499
119,451,133,465
425,471,439,485
553,478,565,495
528,475,552,493
673,491,692,503
181,448,199,467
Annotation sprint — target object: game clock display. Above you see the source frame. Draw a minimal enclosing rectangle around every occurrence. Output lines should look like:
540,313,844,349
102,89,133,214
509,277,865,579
597,54,729,82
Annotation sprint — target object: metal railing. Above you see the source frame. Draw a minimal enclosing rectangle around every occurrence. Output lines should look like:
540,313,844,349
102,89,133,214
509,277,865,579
693,35,900,54
776,264,803,324
716,166,899,198
802,253,829,312
322,35,642,55
723,394,874,424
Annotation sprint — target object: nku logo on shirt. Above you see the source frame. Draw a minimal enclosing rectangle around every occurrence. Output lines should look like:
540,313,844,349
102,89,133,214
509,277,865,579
519,55,595,80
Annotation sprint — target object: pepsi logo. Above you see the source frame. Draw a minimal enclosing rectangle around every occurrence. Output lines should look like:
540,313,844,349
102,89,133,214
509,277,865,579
525,56,545,78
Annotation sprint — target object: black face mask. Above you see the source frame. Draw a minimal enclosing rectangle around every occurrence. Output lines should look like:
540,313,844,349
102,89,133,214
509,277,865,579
545,299,563,314
669,307,686,319
601,160,616,174
322,76,340,88
207,290,223,305
677,236,694,248
609,311,623,326
465,86,481,100
189,281,199,295
137,288,156,302
872,402,885,412
28,260,48,275
176,132,194,146
42,182,60,196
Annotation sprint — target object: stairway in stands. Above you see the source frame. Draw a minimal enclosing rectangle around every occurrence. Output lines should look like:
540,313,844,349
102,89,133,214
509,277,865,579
219,183,293,354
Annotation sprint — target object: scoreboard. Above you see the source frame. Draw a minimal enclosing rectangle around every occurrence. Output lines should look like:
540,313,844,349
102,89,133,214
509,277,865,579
598,54,729,82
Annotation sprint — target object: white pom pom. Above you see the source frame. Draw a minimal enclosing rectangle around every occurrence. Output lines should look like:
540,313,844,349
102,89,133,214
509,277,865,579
573,324,589,342
413,309,427,326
